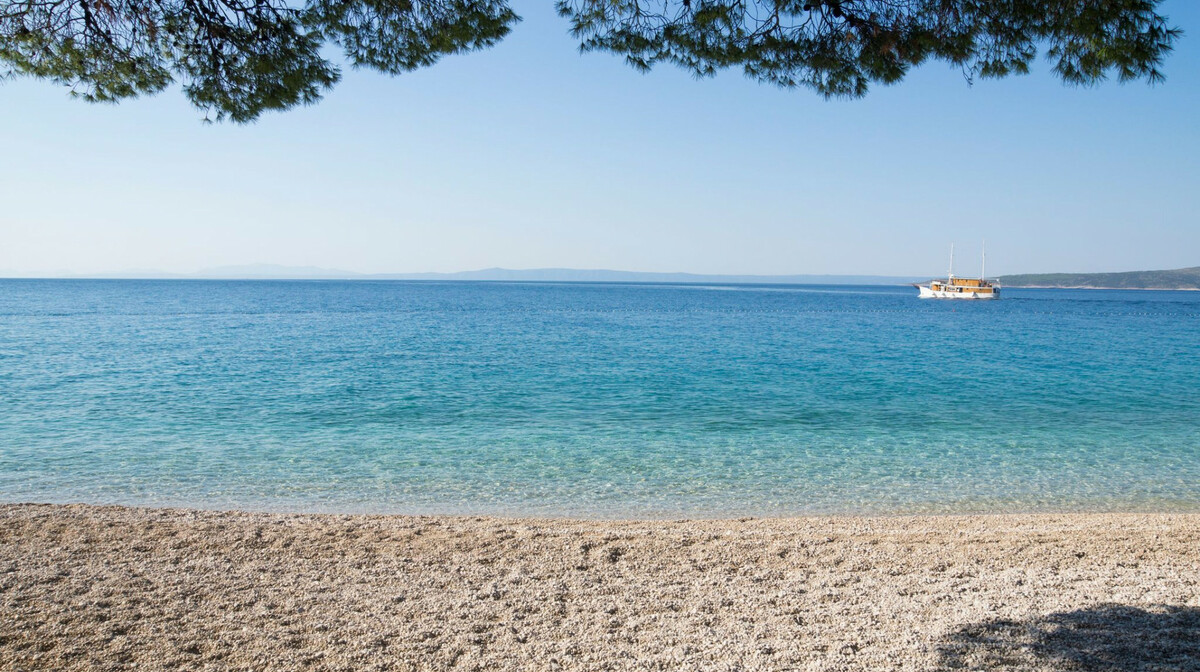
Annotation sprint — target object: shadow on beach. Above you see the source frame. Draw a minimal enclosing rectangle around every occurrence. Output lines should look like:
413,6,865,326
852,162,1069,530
935,604,1200,671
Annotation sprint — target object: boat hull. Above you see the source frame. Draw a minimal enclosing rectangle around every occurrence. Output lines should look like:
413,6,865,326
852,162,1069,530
917,285,998,299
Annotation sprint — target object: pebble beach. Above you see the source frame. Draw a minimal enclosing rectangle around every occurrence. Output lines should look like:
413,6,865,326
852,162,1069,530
2,504,1198,671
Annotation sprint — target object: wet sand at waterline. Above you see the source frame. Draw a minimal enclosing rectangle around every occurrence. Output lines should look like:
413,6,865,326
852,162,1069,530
2,505,1198,671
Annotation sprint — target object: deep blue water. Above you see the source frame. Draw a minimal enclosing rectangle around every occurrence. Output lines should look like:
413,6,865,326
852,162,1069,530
1,279,1197,517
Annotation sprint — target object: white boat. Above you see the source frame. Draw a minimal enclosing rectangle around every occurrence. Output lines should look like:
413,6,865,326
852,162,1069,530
916,243,999,299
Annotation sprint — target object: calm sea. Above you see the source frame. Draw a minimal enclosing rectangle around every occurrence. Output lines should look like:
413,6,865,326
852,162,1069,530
1,279,1197,517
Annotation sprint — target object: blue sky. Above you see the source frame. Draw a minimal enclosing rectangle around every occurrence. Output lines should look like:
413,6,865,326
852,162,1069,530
2,0,1197,277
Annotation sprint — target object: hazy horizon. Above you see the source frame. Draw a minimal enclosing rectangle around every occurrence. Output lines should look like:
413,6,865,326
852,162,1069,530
3,262,1195,282
0,263,926,281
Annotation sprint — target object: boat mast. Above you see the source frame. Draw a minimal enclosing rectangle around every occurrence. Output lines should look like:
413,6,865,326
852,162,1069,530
981,240,986,281
948,243,955,281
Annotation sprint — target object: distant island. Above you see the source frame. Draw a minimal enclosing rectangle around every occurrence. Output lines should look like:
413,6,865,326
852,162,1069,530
999,267,1200,290
10,265,1199,289
13,265,925,285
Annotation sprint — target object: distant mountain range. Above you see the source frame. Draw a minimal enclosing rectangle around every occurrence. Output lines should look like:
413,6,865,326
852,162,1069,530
21,265,926,285
8,265,1198,289
999,267,1200,290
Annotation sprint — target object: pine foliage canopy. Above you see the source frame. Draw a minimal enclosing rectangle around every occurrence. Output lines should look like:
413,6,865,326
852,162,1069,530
0,0,1181,121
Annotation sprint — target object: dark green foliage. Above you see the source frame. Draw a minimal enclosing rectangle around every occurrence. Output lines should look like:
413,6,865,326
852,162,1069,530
557,0,1181,96
308,0,516,74
0,0,518,121
1000,267,1200,290
0,0,1181,121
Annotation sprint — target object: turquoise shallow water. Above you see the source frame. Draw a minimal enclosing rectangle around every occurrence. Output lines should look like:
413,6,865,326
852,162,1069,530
1,279,1197,517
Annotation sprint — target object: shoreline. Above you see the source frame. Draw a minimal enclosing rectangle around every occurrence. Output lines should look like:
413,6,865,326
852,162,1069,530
1001,284,1200,291
6,499,1200,521
3,503,1198,671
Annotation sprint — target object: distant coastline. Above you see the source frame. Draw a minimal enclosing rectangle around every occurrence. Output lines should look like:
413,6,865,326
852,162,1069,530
6,265,1199,289
999,267,1200,290
1006,285,1198,291
1,265,925,285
